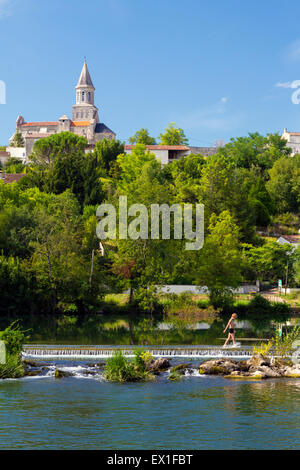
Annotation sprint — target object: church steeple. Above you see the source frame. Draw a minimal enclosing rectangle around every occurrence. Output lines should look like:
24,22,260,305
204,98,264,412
76,59,95,89
72,59,99,122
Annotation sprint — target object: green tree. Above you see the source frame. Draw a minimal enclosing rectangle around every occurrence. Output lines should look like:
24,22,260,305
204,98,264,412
93,138,124,172
158,122,188,146
266,155,300,213
242,241,294,282
165,154,205,203
107,146,182,306
30,132,87,167
129,128,156,145
219,132,292,170
23,133,92,205
248,174,275,226
10,129,25,147
199,154,256,241
29,191,107,312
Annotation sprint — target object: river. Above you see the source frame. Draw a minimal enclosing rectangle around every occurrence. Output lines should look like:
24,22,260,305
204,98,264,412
0,358,299,450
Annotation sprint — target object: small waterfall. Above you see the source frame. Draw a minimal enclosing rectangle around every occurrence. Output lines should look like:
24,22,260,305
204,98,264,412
22,345,255,360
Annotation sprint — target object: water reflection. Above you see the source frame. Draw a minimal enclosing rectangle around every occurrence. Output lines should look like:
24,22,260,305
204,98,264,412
1,312,297,346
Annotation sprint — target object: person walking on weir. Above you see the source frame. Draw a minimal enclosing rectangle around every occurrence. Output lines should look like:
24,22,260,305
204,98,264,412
223,313,238,348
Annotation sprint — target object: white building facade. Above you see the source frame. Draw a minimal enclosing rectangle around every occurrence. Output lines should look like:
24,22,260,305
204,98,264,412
282,128,300,155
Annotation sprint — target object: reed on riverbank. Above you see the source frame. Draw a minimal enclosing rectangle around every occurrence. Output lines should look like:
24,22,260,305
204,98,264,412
0,354,25,379
104,350,155,382
0,321,28,379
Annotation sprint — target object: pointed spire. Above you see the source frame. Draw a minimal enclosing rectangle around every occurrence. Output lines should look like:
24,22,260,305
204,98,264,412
76,59,95,89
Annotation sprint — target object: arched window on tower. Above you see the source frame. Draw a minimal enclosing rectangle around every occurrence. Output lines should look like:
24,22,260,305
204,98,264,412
88,92,91,102
82,91,85,102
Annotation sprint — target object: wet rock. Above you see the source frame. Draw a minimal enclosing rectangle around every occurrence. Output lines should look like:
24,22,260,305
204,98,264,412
55,369,74,379
247,355,270,368
249,371,267,379
284,365,300,378
274,358,293,369
238,361,250,372
147,358,170,372
198,356,293,380
254,366,282,378
81,369,97,376
23,359,38,368
199,359,240,375
25,369,42,377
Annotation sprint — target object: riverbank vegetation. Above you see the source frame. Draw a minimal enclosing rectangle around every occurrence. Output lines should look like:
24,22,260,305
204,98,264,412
104,349,155,382
1,129,300,318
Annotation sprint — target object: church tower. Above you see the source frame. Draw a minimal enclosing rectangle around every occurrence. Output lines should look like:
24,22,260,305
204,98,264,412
72,59,99,122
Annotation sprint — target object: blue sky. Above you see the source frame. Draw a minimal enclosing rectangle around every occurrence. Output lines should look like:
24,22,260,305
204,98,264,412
2,0,300,146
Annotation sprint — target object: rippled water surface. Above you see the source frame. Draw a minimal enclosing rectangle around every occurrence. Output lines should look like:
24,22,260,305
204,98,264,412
0,359,299,450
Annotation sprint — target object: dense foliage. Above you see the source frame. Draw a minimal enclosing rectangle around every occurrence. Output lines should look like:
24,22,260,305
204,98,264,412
0,129,300,315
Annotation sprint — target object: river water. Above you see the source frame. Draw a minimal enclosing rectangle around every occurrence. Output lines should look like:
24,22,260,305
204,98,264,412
0,358,299,450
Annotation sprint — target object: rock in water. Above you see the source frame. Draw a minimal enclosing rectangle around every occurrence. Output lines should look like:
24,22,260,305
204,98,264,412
170,363,192,375
199,359,240,375
199,356,299,380
55,369,74,379
147,358,170,372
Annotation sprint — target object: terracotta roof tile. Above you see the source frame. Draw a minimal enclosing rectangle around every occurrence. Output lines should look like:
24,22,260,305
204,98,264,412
71,121,90,127
21,122,58,127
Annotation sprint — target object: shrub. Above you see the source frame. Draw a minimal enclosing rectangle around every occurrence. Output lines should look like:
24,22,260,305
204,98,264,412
104,350,154,382
0,321,29,355
248,294,272,312
272,324,300,358
0,354,25,379
253,340,273,358
133,348,153,371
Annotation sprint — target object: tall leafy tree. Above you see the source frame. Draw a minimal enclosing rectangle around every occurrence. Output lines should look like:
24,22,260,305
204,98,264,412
10,129,25,147
193,211,242,308
158,122,188,146
199,154,256,241
93,138,124,172
129,128,156,145
30,132,87,167
267,155,300,213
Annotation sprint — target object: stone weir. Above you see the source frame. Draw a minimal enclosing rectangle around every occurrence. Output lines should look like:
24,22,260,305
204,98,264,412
22,345,255,359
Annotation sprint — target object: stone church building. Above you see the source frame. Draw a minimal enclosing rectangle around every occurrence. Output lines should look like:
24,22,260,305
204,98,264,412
11,60,115,157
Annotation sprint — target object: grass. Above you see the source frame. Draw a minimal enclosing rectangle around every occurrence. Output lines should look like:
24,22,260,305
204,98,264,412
104,350,155,383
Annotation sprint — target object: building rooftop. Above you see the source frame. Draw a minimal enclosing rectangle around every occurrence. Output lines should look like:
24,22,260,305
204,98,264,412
0,173,26,184
124,145,190,151
72,121,90,127
21,122,58,127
